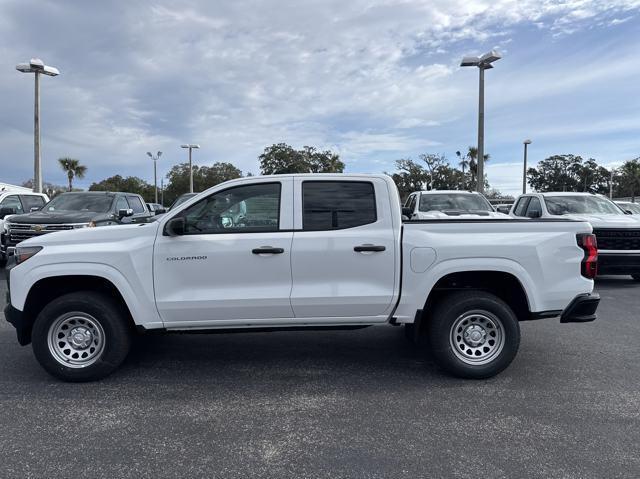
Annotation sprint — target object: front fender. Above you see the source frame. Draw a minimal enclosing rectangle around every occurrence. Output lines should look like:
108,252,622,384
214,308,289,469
10,262,163,328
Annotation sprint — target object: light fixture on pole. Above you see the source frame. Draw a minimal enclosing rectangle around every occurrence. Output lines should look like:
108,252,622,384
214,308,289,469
460,50,501,194
16,58,60,194
180,144,200,193
522,139,532,194
146,151,162,203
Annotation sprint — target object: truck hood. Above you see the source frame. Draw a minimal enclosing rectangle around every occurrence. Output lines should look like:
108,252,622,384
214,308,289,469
20,222,159,247
557,213,640,228
415,210,511,220
7,210,111,224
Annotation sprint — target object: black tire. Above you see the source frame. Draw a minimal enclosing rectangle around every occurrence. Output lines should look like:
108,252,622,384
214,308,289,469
404,323,416,343
427,291,520,379
32,291,132,382
632,274,640,282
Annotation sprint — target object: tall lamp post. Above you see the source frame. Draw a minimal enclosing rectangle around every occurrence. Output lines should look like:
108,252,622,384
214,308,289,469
16,58,60,194
522,139,532,194
180,144,200,193
460,50,501,194
146,151,162,203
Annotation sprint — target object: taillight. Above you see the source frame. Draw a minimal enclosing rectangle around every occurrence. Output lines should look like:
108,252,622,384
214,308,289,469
577,233,598,279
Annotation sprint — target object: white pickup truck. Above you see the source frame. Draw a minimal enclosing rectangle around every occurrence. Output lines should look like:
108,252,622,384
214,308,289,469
5,174,600,382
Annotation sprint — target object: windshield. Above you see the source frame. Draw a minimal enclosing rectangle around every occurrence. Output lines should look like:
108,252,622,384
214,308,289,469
419,193,493,213
619,203,640,214
170,193,197,210
44,193,114,213
544,195,623,215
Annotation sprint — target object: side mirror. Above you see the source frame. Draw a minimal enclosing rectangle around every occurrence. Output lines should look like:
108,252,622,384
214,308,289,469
401,207,413,217
165,217,186,236
30,206,41,212
118,208,134,219
624,209,633,215
0,207,16,219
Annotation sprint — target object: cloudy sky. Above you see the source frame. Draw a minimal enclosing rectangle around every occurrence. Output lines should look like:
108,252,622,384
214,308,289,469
1,0,639,195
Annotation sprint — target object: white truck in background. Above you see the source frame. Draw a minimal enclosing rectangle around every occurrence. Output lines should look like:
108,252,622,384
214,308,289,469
403,190,509,219
5,174,600,382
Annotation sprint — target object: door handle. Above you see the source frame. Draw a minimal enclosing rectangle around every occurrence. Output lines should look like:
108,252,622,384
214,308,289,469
354,244,386,252
252,246,285,254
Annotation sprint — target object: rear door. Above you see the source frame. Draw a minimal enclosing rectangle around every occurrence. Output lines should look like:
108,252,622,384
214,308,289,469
290,178,397,319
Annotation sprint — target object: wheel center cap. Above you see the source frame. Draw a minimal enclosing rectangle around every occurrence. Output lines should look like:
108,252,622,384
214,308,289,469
463,325,486,347
68,327,92,349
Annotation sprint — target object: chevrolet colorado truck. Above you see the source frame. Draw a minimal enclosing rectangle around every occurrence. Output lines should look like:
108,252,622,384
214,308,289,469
511,192,640,279
5,174,600,382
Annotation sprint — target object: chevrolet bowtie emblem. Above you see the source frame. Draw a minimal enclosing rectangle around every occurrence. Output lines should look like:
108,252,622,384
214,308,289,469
33,225,44,232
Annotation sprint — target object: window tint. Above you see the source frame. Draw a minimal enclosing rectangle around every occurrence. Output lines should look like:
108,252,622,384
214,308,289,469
180,182,281,234
303,181,376,230
525,197,542,218
116,197,129,211
20,195,45,211
0,195,23,214
513,197,530,216
126,196,145,214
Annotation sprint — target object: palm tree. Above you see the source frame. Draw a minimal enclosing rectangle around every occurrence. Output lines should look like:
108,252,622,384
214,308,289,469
466,146,490,186
456,150,469,189
58,157,87,191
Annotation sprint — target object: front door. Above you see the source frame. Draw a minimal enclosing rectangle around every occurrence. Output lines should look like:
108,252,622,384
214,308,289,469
153,179,294,325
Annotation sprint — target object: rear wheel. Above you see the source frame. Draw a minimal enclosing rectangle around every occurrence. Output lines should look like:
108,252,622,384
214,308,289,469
32,292,132,382
632,274,640,282
427,291,520,379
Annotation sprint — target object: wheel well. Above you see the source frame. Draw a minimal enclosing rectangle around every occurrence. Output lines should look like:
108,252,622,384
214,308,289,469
422,271,530,322
22,275,135,340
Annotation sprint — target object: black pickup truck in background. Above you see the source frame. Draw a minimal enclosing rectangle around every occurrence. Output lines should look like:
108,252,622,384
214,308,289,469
1,191,151,264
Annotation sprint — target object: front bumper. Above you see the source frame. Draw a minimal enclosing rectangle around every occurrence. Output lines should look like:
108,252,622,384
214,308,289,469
4,260,31,345
598,252,640,275
560,293,600,323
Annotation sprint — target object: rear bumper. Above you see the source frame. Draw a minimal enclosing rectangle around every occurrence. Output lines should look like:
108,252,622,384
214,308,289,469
560,293,600,323
598,252,640,275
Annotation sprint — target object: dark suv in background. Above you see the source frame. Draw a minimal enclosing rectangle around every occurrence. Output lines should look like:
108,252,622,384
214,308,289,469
2,191,151,263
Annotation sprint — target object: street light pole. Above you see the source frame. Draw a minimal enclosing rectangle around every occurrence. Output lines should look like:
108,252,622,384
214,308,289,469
610,168,616,199
460,51,501,194
146,151,162,203
522,139,532,194
16,58,59,194
180,144,200,193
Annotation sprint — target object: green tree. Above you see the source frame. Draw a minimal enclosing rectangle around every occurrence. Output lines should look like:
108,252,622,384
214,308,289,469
89,175,155,202
22,180,67,198
163,162,242,205
58,157,87,191
259,143,344,175
385,159,429,201
527,154,583,192
617,158,640,201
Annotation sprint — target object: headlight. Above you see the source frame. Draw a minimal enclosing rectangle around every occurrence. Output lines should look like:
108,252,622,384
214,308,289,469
15,246,43,264
73,222,95,228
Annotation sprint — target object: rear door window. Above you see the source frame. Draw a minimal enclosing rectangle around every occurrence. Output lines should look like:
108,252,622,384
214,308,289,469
302,181,377,230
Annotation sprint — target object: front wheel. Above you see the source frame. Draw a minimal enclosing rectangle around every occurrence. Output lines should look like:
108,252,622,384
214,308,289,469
32,292,132,382
427,291,520,379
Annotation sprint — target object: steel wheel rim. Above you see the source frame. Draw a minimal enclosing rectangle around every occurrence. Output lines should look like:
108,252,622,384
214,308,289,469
47,312,105,368
450,310,505,366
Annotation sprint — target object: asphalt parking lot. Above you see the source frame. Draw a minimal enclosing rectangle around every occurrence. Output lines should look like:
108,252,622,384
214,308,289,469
1,270,639,479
